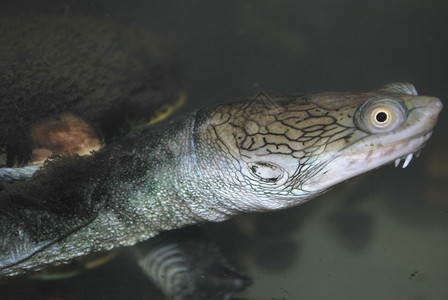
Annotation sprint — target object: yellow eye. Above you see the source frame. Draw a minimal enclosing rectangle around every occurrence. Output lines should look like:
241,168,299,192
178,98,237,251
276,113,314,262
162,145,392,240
356,97,407,133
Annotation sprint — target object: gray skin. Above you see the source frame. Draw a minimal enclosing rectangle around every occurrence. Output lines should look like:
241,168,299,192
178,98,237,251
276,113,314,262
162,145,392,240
0,83,442,277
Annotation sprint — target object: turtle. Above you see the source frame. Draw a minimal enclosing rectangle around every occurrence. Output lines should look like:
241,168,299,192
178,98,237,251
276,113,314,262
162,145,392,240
0,13,444,300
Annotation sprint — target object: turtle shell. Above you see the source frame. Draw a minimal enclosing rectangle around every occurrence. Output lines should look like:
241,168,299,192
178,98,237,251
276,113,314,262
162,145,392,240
0,14,182,168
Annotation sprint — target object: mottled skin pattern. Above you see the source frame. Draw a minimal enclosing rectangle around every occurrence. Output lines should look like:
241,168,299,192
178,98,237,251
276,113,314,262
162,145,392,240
0,83,442,278
204,92,364,204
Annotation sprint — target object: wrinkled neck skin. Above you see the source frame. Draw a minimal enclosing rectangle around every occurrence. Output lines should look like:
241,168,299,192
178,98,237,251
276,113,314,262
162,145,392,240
113,107,284,229
52,113,237,255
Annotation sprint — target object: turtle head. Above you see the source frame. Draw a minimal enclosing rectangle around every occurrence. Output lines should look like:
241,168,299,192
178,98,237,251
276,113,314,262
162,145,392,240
201,83,442,211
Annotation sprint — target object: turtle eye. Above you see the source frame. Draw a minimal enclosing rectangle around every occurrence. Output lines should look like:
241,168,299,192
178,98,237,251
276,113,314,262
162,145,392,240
372,108,390,126
356,97,407,133
247,162,284,182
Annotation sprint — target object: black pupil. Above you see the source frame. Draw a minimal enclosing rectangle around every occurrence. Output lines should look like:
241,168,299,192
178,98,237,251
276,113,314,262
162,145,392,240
376,111,388,123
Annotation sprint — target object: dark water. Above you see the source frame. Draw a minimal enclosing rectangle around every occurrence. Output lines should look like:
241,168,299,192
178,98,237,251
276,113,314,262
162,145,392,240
1,1,447,299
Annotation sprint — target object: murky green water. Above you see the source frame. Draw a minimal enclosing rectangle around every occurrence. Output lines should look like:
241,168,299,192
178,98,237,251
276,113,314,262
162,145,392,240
1,1,447,299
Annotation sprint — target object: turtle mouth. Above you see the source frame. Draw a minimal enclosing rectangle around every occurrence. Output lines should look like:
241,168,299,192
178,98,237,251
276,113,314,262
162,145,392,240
363,129,432,169
392,142,426,168
388,131,432,168
297,130,433,195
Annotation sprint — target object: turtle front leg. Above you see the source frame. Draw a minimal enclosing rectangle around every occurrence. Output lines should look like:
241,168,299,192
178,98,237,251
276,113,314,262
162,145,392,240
134,226,252,300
